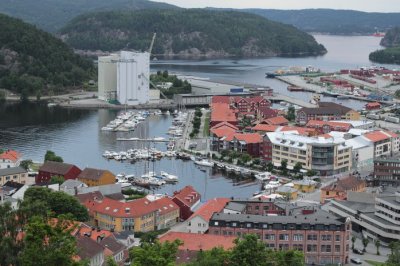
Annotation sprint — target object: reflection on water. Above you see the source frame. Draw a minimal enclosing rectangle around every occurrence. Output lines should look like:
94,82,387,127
0,104,260,200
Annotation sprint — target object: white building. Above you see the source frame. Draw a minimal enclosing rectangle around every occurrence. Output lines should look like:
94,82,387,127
98,51,150,105
98,54,118,101
117,51,150,105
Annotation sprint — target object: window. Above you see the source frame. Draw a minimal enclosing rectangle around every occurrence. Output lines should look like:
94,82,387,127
293,244,303,251
279,244,289,251
293,234,303,241
279,234,289,241
307,234,317,241
321,235,332,241
214,222,219,226
321,245,332,252
265,234,275,240
307,244,317,252
335,235,340,241
335,245,340,253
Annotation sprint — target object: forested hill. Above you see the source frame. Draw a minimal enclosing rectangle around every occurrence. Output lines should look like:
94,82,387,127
0,0,178,32
370,27,400,64
380,27,400,47
60,9,326,58
240,9,400,35
0,13,94,97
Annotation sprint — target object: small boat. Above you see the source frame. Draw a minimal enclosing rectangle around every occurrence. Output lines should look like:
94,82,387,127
101,127,114,131
159,171,178,183
194,159,214,167
255,172,272,181
153,137,166,141
216,163,225,169
264,180,281,190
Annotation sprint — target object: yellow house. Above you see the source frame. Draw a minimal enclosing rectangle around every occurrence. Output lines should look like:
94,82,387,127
77,168,115,187
0,166,28,186
344,110,360,120
293,180,317,193
86,196,179,232
276,186,298,200
320,175,366,203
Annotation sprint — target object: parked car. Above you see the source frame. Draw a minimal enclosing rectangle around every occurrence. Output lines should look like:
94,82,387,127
353,248,364,255
350,258,362,264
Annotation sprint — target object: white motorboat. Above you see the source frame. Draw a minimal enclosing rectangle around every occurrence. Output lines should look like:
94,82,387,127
159,171,179,183
153,137,166,141
101,127,114,131
255,172,272,181
194,159,214,167
264,180,281,190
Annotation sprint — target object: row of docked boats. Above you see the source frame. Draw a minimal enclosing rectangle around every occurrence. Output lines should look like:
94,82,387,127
116,171,179,188
103,148,176,162
213,162,255,176
101,110,149,132
168,112,188,137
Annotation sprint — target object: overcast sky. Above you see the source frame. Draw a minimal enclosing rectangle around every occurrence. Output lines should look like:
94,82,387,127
152,0,400,12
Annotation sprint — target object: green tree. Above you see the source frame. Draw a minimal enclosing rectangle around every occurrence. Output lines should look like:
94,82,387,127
266,162,274,172
188,247,231,266
0,202,25,266
130,240,182,266
351,236,356,250
280,159,288,176
20,159,33,170
375,239,381,255
293,162,302,174
396,90,400,99
45,150,64,162
274,249,305,266
362,237,369,252
306,170,317,177
106,256,118,266
230,234,269,266
162,70,169,79
240,153,252,163
387,241,400,266
51,175,65,185
286,106,296,121
23,187,89,221
19,215,81,266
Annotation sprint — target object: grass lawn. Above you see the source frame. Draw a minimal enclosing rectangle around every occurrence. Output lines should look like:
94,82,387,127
365,260,385,266
203,112,210,137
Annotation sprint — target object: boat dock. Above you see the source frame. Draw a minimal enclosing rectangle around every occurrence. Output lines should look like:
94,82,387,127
117,138,169,143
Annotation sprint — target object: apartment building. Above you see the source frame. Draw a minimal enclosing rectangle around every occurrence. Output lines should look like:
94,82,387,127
209,210,351,265
263,132,352,176
373,155,400,186
0,166,28,186
362,130,399,158
328,189,400,244
296,102,360,126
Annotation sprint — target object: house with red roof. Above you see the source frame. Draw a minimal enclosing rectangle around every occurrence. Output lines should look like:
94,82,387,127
361,130,399,158
365,102,381,110
306,120,353,133
210,103,238,128
232,133,263,157
263,116,289,126
257,107,280,121
37,161,82,185
84,195,180,233
159,232,236,264
251,124,279,134
175,198,229,234
172,186,201,220
0,150,22,169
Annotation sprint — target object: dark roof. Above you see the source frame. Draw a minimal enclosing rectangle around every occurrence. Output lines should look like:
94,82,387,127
211,210,345,226
321,176,365,192
75,191,104,204
105,193,125,201
39,161,78,175
298,102,353,116
113,231,134,240
0,166,27,176
76,235,104,259
78,168,113,181
3,181,24,190
100,235,125,254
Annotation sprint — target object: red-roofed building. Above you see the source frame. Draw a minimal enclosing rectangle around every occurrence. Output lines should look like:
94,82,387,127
159,232,236,264
251,124,279,134
257,107,280,120
278,126,318,136
0,150,22,169
172,186,201,220
306,120,352,133
232,133,263,157
210,103,238,127
362,130,399,158
180,198,230,234
264,116,289,126
37,161,82,184
365,102,381,110
84,195,179,233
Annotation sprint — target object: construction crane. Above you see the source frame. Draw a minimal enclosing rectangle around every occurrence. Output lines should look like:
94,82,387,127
148,32,156,55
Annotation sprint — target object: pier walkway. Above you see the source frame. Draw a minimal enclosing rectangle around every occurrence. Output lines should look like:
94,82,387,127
269,94,317,108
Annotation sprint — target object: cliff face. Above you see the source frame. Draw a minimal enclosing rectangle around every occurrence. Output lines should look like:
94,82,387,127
60,9,326,58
